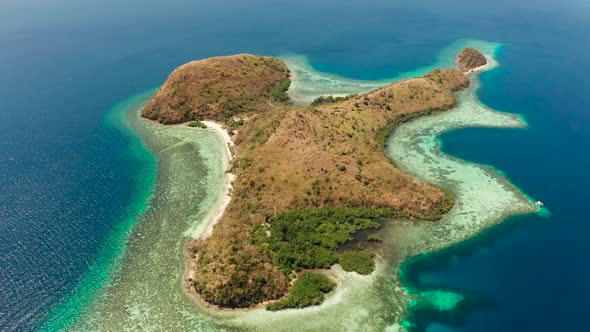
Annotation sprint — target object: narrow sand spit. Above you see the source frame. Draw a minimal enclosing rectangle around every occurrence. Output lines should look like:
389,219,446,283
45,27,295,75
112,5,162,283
465,61,491,75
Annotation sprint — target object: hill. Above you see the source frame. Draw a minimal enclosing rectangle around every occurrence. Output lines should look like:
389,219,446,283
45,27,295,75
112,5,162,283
141,54,290,124
457,47,487,70
142,52,472,309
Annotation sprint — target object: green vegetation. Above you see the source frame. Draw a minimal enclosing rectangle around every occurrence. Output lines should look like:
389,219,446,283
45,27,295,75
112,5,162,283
271,79,291,104
339,250,375,275
310,94,357,106
266,272,335,311
188,120,207,128
367,234,382,242
253,208,394,274
226,118,244,130
192,272,269,308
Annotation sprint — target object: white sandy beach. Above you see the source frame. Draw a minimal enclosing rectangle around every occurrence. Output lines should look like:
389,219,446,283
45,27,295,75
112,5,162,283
466,61,491,75
199,120,235,239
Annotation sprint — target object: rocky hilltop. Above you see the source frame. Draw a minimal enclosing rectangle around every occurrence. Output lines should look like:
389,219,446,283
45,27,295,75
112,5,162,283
142,50,473,309
457,47,487,70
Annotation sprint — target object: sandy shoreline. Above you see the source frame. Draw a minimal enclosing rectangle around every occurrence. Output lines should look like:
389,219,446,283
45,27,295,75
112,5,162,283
199,120,235,239
465,61,491,75
182,120,237,313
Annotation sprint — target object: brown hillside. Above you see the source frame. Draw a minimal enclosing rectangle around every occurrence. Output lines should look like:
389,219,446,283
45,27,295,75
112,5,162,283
141,54,289,124
189,72,468,308
457,47,487,70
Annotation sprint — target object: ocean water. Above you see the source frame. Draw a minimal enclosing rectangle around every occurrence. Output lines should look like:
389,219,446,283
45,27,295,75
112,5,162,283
1,0,589,331
281,39,484,105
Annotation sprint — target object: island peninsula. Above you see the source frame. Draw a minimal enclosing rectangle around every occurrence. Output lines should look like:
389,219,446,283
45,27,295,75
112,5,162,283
141,49,484,310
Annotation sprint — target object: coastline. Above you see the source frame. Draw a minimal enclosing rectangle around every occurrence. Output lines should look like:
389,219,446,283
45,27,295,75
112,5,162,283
279,39,495,106
220,42,539,331
181,119,238,314
465,62,491,75
185,44,536,327
386,53,539,329
279,54,388,105
88,104,236,330
198,121,235,239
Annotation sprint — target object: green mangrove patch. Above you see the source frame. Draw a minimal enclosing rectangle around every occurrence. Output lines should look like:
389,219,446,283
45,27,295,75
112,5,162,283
339,250,375,275
266,272,335,311
252,208,392,276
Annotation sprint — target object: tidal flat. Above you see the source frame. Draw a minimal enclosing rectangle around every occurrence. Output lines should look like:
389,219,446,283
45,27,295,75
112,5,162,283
47,40,539,332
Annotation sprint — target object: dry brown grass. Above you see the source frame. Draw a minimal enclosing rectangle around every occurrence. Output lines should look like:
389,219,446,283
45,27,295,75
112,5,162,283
141,53,471,308
142,54,289,124
457,48,487,70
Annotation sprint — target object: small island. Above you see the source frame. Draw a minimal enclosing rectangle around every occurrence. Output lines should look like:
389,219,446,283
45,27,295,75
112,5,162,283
457,47,488,71
141,49,482,310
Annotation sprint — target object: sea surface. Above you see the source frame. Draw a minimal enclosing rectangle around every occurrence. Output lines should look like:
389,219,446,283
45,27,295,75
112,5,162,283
1,0,589,331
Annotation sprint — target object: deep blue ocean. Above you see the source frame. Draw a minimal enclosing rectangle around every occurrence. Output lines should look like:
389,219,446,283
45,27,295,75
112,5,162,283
1,0,588,331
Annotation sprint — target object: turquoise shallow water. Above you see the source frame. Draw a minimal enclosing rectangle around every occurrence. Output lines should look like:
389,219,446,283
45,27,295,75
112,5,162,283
281,39,489,105
386,45,544,329
39,91,158,330
2,0,589,331
58,97,231,331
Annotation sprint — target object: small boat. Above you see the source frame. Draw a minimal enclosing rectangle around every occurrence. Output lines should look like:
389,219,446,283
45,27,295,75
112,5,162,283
536,201,544,207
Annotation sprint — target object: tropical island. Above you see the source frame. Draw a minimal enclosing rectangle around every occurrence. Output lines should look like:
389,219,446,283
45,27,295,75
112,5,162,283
141,48,486,311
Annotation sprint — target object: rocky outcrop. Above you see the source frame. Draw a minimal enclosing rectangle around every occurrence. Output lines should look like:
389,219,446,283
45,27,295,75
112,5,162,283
457,47,487,70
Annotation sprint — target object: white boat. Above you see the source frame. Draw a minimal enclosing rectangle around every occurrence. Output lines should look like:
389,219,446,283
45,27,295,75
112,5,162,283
536,201,544,207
